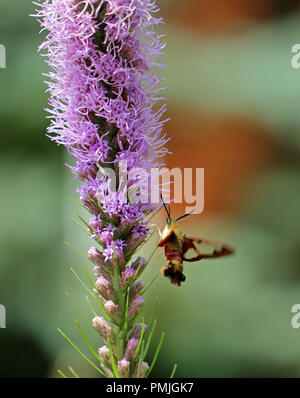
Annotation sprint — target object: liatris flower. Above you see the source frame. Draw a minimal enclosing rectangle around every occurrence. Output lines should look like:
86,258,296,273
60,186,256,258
33,0,170,378
133,361,149,378
117,359,130,378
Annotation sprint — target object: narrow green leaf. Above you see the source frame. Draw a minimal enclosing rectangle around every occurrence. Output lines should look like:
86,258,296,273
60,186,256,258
82,264,96,289
147,245,158,266
107,339,120,378
65,241,89,260
132,257,143,281
76,320,100,362
75,212,90,229
68,366,80,378
85,296,97,317
136,357,142,378
75,212,105,247
120,288,130,339
141,273,159,296
70,267,94,297
96,202,110,222
147,332,165,376
86,193,99,209
86,194,111,224
72,218,90,236
69,196,85,208
58,370,68,378
112,242,120,273
65,292,92,326
57,328,105,376
142,319,157,361
147,297,159,331
132,318,145,362
170,363,178,379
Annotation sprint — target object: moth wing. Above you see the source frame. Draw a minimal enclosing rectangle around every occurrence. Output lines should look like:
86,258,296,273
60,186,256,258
183,237,235,262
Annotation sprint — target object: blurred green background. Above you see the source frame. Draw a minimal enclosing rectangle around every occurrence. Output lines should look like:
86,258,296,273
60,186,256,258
1,0,300,378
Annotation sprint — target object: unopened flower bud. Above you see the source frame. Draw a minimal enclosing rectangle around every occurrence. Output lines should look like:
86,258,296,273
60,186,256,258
126,224,147,252
120,267,135,290
88,247,112,273
101,364,114,378
133,361,149,378
94,291,106,306
117,359,130,378
95,276,116,300
104,300,121,324
130,281,144,300
76,163,98,179
80,194,100,215
129,323,147,340
128,296,145,321
88,216,104,232
93,316,115,343
98,345,111,366
131,257,147,277
93,266,109,280
125,338,139,360
99,226,115,246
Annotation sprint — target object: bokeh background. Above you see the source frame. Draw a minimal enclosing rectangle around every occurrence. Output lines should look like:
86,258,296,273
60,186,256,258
1,0,300,378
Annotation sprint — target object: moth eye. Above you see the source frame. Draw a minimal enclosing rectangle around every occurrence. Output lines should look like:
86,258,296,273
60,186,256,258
180,274,186,282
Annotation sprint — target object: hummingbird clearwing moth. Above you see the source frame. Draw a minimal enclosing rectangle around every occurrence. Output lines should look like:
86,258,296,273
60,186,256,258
157,198,235,287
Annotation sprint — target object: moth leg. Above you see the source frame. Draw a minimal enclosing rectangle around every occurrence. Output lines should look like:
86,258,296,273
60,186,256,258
152,223,162,238
157,247,163,258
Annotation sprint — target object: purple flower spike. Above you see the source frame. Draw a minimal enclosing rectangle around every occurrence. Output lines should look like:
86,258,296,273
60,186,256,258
34,0,169,379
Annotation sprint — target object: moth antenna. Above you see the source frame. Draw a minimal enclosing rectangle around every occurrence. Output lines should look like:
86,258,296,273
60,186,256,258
147,204,164,223
160,193,170,219
176,209,195,222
